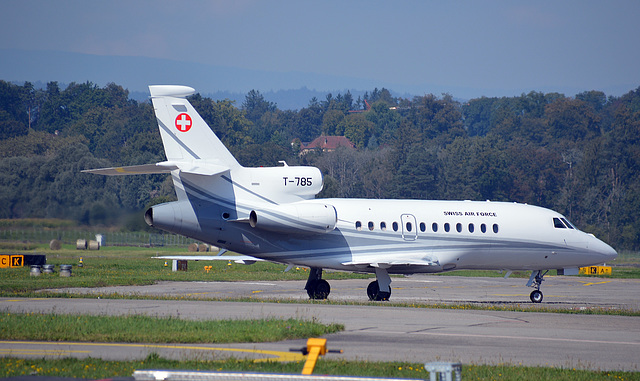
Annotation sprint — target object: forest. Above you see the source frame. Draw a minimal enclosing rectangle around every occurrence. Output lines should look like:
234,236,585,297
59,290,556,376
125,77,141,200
0,80,639,250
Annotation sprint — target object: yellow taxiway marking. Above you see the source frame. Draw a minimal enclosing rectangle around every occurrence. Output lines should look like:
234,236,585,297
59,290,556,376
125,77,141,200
1,298,48,302
577,280,612,287
0,341,304,362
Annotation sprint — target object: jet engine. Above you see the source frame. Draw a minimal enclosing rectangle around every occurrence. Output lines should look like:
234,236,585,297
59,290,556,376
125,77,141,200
249,203,337,234
144,201,209,237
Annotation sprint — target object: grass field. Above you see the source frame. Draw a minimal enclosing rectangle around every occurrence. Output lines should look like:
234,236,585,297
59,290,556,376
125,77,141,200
2,243,637,295
2,356,638,380
0,244,370,295
0,312,343,343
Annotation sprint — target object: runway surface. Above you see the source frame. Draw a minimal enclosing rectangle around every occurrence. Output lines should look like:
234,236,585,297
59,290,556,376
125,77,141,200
1,275,639,371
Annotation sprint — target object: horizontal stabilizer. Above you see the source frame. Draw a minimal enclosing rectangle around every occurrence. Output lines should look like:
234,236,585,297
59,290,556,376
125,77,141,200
83,160,229,176
81,163,178,176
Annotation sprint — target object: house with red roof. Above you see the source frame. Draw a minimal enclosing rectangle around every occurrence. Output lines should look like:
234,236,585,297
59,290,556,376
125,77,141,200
299,136,355,155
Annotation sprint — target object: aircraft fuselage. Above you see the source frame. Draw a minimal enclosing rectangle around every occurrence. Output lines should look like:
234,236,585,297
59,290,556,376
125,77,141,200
151,196,615,275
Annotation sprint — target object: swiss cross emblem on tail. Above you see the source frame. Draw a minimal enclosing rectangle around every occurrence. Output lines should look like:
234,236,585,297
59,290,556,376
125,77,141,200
175,113,192,132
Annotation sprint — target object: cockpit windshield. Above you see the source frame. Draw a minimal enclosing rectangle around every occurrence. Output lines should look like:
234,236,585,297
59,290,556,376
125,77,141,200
553,217,576,229
553,217,566,228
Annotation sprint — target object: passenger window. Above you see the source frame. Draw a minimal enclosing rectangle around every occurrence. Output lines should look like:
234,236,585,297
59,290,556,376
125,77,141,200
368,221,375,231
420,222,426,232
444,223,450,232
432,222,438,232
468,223,474,233
553,217,566,229
392,222,399,232
380,222,387,231
492,224,499,233
456,223,462,233
355,221,362,231
560,218,575,229
406,222,412,232
481,223,487,233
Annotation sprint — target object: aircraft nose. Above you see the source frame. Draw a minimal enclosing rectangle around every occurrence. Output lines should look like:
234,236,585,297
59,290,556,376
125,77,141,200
590,235,617,261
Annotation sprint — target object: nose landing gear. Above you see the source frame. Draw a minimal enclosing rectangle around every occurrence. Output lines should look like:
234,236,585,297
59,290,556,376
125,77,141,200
527,270,548,303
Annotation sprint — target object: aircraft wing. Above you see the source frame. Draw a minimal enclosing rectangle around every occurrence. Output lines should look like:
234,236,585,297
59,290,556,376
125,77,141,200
154,255,265,265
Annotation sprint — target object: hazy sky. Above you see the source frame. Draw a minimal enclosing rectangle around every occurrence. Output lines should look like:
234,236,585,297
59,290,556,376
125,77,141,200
2,0,639,97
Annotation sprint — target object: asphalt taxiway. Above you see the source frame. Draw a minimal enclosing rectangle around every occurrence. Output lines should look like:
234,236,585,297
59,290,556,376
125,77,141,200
41,273,640,311
1,275,639,371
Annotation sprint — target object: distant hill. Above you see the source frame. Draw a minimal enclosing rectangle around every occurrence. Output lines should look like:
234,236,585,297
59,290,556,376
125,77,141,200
2,49,422,110
5,48,636,108
131,87,379,111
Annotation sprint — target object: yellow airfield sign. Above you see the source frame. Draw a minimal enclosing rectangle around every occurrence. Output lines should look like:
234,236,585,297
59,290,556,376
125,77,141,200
579,266,612,275
0,255,24,268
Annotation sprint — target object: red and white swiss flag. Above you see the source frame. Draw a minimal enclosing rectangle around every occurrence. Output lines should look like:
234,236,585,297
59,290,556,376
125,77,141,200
175,113,192,132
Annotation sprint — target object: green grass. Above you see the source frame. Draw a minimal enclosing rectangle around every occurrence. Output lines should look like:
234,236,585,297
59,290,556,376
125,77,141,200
0,241,38,250
1,356,638,380
613,250,640,264
0,312,343,343
0,244,369,294
1,244,636,296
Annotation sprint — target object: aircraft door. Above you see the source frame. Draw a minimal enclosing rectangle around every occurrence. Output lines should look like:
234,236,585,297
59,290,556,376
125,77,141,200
401,214,418,241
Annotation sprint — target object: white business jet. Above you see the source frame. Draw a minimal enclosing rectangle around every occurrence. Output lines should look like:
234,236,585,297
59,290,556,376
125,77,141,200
84,85,617,303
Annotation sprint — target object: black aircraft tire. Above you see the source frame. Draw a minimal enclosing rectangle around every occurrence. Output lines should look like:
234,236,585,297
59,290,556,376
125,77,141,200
307,279,330,300
367,281,391,301
530,290,543,303
366,281,379,300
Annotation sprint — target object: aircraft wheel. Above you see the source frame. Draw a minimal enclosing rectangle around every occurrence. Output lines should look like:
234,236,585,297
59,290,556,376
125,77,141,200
530,290,543,303
367,281,391,301
307,279,330,300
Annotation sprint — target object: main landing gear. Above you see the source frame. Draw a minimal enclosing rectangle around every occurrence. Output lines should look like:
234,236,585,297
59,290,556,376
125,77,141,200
527,270,548,303
306,267,331,300
367,267,392,301
304,267,393,301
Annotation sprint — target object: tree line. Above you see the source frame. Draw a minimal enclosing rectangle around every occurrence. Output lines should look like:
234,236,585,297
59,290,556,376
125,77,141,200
1,80,639,249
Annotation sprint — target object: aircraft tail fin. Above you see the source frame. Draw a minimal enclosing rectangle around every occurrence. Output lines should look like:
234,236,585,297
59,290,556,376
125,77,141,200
86,85,324,205
148,85,241,170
